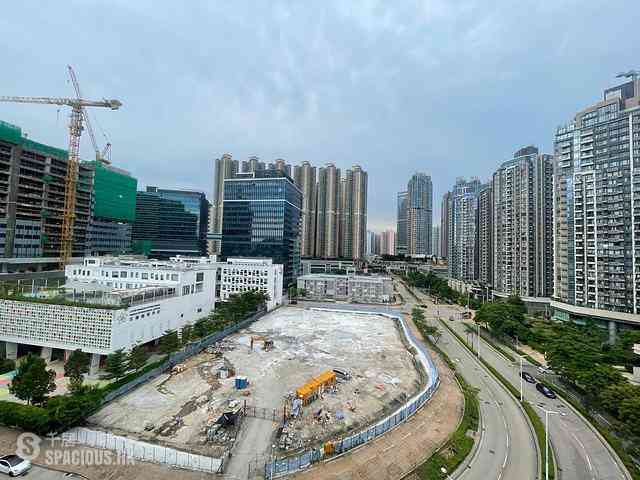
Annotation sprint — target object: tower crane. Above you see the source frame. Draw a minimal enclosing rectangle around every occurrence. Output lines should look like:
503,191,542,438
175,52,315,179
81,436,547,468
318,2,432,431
0,72,122,268
67,65,112,164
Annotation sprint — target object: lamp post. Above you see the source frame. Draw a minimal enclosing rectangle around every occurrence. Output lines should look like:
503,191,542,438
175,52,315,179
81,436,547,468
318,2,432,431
476,321,480,358
518,354,524,402
534,405,566,480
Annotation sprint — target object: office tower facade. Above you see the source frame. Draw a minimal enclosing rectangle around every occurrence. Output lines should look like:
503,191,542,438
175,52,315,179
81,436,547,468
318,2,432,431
293,161,317,257
432,225,441,258
132,187,207,258
85,161,137,256
221,170,302,287
211,153,239,254
396,191,408,256
553,78,640,328
315,163,341,258
476,183,493,286
440,192,452,260
492,147,553,297
406,173,433,256
339,170,353,258
448,177,482,282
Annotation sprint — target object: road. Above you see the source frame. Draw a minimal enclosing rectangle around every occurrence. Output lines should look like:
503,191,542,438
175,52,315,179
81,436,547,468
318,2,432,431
395,281,538,480
411,285,629,480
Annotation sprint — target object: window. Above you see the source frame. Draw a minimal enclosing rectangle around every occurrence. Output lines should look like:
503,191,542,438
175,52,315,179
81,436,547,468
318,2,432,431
141,273,148,280
120,271,127,278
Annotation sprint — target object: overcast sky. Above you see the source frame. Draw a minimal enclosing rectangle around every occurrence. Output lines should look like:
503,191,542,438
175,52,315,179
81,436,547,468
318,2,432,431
2,1,639,231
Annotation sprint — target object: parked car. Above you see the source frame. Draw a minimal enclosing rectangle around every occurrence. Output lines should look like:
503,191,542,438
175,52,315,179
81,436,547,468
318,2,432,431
0,455,31,476
521,371,536,384
537,366,553,375
536,383,557,399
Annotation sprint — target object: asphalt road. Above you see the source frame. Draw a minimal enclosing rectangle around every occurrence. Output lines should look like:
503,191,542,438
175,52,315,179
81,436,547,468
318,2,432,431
395,281,538,480
18,464,82,479
414,287,629,480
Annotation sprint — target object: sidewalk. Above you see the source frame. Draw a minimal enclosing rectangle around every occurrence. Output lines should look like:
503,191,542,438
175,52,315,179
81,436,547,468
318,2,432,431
292,314,463,480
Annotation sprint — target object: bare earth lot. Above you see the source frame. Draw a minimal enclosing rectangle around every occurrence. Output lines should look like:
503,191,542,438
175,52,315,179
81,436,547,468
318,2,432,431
89,307,422,475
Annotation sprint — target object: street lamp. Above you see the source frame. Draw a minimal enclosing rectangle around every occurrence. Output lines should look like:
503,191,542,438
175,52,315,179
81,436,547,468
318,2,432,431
476,321,480,358
534,405,566,480
516,354,524,402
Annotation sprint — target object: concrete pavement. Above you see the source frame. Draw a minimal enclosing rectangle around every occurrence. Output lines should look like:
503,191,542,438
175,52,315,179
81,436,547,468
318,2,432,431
395,281,538,480
422,288,630,480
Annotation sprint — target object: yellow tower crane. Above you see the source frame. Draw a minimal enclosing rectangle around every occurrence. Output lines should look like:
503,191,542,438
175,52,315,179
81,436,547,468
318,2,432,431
0,67,122,267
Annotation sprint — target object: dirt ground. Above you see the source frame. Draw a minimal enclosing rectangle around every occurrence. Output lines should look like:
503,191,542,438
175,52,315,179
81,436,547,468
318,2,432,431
290,312,464,480
90,307,421,462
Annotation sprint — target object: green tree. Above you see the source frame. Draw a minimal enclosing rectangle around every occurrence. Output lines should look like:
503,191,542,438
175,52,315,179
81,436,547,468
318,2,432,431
64,349,90,393
104,349,128,380
423,325,441,344
194,317,212,338
600,383,640,418
159,330,180,354
127,344,149,371
9,353,56,405
180,324,194,346
619,396,640,437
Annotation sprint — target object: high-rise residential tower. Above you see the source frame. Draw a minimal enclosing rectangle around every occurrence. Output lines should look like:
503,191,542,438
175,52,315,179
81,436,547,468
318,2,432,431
492,146,554,297
396,191,408,256
440,192,451,260
432,225,441,258
293,161,317,257
350,165,368,259
406,173,433,256
448,177,482,282
315,163,341,258
210,153,239,254
553,77,640,333
476,183,493,286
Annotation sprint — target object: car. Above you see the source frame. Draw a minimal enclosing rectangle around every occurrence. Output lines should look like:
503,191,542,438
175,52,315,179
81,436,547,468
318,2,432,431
537,366,554,375
521,371,536,384
0,454,31,476
536,383,557,399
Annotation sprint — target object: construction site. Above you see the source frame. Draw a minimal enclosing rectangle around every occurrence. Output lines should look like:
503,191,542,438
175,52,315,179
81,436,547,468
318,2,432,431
88,306,424,471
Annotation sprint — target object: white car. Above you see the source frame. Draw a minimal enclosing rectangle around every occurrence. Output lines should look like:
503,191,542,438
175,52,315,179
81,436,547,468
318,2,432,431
0,455,31,476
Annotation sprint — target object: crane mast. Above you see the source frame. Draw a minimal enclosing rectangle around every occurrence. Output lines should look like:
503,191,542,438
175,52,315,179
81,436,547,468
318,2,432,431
0,71,121,268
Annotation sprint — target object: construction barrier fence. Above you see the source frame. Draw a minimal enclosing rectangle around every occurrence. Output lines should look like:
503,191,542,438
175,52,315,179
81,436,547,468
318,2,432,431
62,427,223,473
265,308,440,478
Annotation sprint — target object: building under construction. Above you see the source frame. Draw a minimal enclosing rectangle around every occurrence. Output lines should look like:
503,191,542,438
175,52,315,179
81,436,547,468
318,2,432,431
0,120,137,277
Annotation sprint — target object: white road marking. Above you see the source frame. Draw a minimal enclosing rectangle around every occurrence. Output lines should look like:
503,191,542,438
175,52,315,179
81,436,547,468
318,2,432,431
569,430,596,479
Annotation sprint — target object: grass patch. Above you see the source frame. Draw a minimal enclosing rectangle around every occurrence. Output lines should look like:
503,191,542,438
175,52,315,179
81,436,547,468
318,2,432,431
414,373,479,479
441,319,554,480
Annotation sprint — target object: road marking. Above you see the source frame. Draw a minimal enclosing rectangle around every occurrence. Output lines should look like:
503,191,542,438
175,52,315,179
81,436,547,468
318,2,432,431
569,430,596,479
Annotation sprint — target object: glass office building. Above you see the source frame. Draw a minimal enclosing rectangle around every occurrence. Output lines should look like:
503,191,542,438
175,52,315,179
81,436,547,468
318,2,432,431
132,188,204,258
221,170,302,287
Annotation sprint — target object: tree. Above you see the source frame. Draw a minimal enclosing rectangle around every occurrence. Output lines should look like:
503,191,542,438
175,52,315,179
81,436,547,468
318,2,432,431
600,383,640,418
180,324,194,346
159,330,180,354
127,344,149,371
9,353,56,405
193,317,212,338
423,325,441,344
64,349,90,393
104,349,128,380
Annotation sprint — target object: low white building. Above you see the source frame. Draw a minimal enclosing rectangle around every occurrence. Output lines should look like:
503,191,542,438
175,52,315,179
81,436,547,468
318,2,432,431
297,274,393,303
0,255,284,373
216,258,283,311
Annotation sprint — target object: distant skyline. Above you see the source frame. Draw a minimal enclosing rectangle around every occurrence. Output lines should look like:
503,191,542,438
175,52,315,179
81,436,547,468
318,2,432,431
1,1,639,231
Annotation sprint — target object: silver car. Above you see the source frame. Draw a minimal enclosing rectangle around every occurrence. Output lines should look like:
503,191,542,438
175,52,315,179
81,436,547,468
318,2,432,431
0,455,32,476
